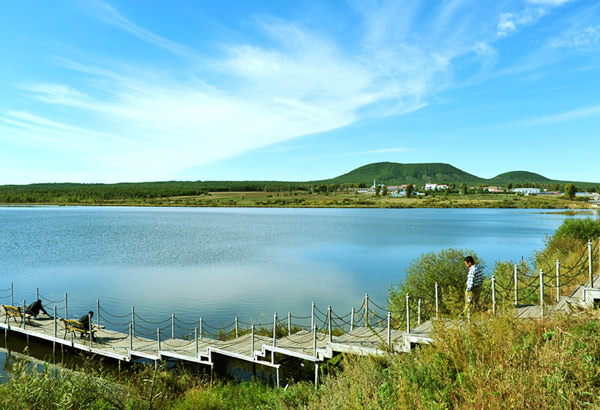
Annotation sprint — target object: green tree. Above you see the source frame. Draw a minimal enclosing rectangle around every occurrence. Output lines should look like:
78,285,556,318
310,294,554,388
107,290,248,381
388,248,484,319
460,183,467,195
382,186,388,196
506,182,513,191
405,184,413,198
564,183,577,199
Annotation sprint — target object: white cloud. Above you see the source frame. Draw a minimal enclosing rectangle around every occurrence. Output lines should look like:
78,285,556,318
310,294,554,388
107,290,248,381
497,8,547,37
497,0,573,37
550,26,600,48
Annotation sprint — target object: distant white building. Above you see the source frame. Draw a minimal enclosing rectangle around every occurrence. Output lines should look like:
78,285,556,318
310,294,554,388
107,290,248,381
512,188,541,195
357,179,384,194
425,183,449,190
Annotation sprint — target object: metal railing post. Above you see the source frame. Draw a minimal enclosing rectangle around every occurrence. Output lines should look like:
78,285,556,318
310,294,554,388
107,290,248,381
327,305,332,343
350,307,355,332
10,282,13,306
89,312,94,351
491,276,496,316
435,282,439,319
287,312,291,335
540,269,545,319
235,316,239,338
53,306,57,339
387,312,391,346
199,317,203,339
311,302,315,330
129,322,132,352
132,306,135,337
65,293,68,319
195,328,198,358
157,328,161,353
556,259,561,302
513,264,518,306
171,313,175,339
417,299,422,326
251,324,255,359
36,287,39,302
589,239,594,288
22,300,26,329
406,294,410,334
365,294,369,326
97,299,100,328
272,312,277,348
312,324,317,358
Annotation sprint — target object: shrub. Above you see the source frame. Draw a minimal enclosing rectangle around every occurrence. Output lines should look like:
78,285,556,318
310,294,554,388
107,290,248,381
388,248,484,320
552,218,600,243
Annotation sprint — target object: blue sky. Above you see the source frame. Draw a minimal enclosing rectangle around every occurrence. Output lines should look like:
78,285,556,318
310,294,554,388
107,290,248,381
1,0,599,184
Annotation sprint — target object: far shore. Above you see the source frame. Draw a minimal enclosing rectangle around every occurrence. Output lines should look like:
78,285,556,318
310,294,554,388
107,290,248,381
2,191,597,210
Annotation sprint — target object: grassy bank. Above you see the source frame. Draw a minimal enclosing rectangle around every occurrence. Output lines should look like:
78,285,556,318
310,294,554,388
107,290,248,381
2,311,599,409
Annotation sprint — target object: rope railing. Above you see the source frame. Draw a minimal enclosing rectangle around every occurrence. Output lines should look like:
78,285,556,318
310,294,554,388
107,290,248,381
238,319,271,327
38,293,65,305
369,299,388,311
173,316,202,327
132,323,159,336
555,246,589,273
132,313,171,325
202,320,236,331
100,318,131,328
99,306,131,319
518,283,541,302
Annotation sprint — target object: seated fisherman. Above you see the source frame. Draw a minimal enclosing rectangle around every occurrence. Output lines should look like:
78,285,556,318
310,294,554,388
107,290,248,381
78,311,94,334
25,299,50,318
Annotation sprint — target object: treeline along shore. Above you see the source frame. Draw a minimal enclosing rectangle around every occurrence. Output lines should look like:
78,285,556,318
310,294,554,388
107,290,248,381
1,162,598,208
0,181,597,209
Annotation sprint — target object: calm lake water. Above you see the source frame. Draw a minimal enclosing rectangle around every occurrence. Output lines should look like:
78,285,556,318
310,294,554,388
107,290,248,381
0,206,597,336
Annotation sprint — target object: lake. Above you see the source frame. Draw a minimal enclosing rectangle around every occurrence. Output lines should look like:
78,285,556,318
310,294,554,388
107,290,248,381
0,206,597,336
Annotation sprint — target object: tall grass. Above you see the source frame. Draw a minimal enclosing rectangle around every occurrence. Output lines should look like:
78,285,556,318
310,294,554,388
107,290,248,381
3,311,599,409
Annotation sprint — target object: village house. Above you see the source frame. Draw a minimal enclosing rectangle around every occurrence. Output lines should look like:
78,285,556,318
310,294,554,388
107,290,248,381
424,183,449,190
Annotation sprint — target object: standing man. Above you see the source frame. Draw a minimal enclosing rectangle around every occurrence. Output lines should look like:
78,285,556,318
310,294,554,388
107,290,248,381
464,256,483,312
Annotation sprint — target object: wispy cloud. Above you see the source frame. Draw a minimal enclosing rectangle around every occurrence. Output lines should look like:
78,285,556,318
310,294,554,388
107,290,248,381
84,0,200,59
550,26,600,48
496,0,573,37
518,105,600,126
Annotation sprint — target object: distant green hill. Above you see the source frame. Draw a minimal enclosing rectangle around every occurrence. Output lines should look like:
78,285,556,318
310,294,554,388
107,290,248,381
316,162,482,185
316,162,597,189
488,171,551,185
